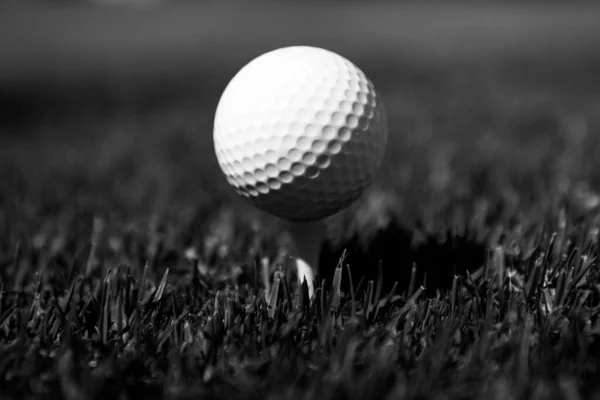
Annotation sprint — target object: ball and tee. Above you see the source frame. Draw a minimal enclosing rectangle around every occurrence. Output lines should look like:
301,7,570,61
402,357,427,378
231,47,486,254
213,46,388,294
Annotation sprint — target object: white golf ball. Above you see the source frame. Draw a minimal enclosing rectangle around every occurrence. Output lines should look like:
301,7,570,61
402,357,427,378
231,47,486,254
213,46,388,221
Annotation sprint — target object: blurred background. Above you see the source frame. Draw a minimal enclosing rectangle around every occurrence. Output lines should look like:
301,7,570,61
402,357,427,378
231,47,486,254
1,2,600,286
3,2,600,125
2,2,600,112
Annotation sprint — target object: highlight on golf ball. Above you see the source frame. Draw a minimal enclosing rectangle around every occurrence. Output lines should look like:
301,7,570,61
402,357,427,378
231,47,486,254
213,46,388,221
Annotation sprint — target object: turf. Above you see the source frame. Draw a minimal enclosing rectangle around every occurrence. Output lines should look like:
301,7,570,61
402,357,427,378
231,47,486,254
1,54,600,399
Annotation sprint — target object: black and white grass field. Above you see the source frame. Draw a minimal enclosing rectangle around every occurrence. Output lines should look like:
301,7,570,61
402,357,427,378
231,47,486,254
1,3,600,399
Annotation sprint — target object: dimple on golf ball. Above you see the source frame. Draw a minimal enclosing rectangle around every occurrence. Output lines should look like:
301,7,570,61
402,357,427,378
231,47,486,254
213,46,388,221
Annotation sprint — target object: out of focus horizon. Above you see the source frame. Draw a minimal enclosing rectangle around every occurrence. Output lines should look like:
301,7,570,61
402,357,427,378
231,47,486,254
1,2,599,86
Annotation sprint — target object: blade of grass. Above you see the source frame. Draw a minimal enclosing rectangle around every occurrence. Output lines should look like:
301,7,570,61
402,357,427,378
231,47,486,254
363,280,374,324
136,262,149,307
329,265,343,314
345,264,356,320
268,271,281,319
408,263,417,297
152,267,170,303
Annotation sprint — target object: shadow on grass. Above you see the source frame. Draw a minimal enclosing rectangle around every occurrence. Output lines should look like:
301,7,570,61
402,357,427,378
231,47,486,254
320,220,486,297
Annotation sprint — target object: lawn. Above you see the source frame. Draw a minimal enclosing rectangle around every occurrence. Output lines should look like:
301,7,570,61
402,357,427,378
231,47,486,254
1,5,600,399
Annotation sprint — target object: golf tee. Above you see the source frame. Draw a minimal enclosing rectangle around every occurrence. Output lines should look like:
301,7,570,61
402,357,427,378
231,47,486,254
287,220,325,298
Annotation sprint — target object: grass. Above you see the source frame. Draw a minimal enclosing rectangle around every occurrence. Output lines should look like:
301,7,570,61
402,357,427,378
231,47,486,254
1,56,600,399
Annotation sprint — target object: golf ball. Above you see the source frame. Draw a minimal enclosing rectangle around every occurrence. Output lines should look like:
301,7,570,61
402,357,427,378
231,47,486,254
213,46,387,221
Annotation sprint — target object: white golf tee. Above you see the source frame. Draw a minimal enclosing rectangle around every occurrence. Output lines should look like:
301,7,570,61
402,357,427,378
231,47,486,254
286,220,326,298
